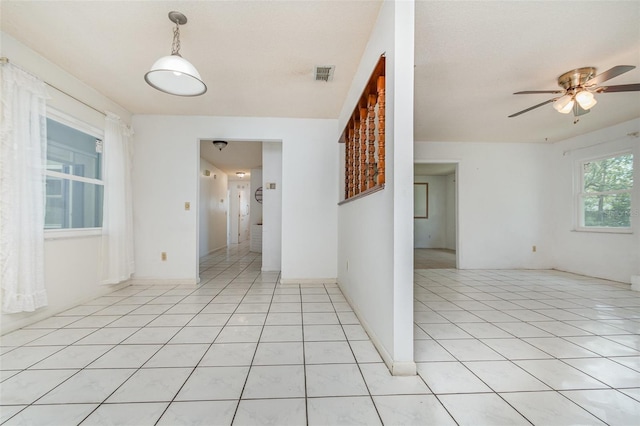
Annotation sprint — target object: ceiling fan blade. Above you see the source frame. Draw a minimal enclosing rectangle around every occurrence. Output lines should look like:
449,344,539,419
586,65,635,86
508,98,556,118
598,83,640,93
514,90,563,95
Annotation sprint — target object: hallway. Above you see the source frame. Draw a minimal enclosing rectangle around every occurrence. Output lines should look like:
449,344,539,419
414,248,456,269
0,245,639,424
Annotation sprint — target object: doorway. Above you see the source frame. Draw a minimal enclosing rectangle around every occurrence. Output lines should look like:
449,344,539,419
413,162,459,269
227,181,251,245
197,140,262,266
196,139,282,281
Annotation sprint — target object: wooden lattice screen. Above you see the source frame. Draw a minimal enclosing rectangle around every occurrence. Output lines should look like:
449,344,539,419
340,55,385,201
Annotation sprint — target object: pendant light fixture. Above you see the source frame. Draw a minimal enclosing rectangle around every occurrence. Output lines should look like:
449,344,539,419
145,11,207,96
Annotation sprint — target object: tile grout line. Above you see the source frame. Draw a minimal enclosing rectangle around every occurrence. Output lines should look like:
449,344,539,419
301,283,309,426
152,255,256,426
228,272,277,425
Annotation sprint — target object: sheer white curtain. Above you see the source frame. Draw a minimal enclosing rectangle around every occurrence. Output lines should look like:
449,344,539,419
101,112,135,284
0,61,49,313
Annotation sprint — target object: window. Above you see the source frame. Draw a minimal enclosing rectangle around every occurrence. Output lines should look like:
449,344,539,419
45,117,104,229
578,152,633,229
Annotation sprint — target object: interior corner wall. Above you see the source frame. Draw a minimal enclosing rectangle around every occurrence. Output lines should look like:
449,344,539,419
550,118,640,284
199,159,228,258
414,141,554,270
337,0,415,375
131,116,337,283
1,33,132,334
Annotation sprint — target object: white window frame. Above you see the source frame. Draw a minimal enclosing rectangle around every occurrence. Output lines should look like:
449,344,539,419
44,109,104,239
575,150,633,234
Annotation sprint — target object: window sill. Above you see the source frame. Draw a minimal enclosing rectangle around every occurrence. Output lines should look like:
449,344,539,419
572,227,633,235
45,228,102,240
338,184,385,206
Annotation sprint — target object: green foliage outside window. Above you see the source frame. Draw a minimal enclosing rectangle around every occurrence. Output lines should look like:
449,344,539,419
582,153,633,228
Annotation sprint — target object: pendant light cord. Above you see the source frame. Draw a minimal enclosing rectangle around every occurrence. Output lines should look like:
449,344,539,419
171,21,181,56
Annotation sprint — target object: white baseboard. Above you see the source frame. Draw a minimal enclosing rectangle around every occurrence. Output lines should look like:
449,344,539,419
336,282,417,376
391,361,418,376
199,246,227,259
279,278,338,285
1,281,130,335
127,278,199,287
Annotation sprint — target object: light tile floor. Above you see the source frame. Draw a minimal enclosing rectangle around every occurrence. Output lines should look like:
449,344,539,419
1,245,639,425
414,249,456,269
414,268,640,426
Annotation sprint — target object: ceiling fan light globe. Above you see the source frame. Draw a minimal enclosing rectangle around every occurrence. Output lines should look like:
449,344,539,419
553,94,574,114
575,90,597,110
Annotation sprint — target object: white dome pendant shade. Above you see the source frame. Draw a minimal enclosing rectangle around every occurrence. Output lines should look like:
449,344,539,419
145,54,206,96
145,11,207,97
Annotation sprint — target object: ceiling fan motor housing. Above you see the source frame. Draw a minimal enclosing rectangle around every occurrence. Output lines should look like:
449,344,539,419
558,67,596,90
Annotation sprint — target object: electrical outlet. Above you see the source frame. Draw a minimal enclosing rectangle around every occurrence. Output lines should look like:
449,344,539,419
161,252,167,261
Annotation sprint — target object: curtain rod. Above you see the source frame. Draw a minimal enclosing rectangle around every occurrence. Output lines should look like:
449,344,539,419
1,56,107,117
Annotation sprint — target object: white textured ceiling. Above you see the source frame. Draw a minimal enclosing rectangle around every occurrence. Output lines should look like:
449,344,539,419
415,1,640,143
0,0,381,119
200,140,263,180
1,0,639,144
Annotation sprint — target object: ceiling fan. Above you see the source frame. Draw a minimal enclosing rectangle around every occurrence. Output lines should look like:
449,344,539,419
508,65,640,118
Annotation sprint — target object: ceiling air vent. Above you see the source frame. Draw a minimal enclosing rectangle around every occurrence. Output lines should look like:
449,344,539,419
314,65,335,82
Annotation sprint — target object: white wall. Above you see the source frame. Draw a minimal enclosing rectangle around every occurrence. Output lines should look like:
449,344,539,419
262,143,283,272
131,116,337,283
198,159,228,258
414,175,448,248
550,118,640,284
414,142,554,270
1,33,131,333
414,119,639,284
337,0,416,375
445,173,457,250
